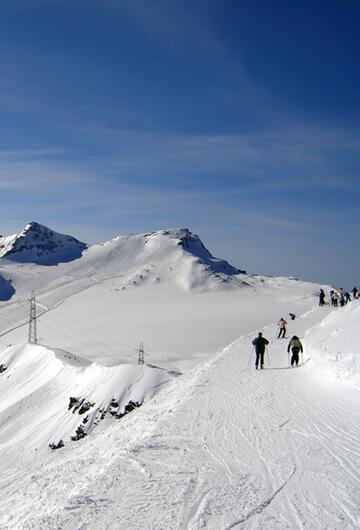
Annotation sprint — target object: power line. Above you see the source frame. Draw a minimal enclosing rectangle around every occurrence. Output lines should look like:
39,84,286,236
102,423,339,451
48,311,134,356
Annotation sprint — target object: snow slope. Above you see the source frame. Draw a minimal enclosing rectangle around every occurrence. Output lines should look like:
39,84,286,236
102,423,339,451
306,301,360,388
0,343,174,471
0,222,358,529
0,303,359,529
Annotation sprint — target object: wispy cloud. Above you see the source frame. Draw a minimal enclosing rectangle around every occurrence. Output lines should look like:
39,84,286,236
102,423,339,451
71,123,360,190
1,122,359,196
0,149,73,159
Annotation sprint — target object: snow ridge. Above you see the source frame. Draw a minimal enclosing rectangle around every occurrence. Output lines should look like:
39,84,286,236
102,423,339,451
0,343,174,468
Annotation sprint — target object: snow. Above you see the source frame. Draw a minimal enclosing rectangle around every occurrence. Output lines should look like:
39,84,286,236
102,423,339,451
306,301,360,388
0,222,359,529
0,343,173,471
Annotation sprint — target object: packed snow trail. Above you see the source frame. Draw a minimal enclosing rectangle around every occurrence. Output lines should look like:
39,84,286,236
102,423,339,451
0,307,359,529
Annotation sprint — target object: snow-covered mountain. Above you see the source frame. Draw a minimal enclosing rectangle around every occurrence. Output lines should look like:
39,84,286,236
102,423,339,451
81,227,247,292
0,223,245,291
0,221,87,265
0,223,249,304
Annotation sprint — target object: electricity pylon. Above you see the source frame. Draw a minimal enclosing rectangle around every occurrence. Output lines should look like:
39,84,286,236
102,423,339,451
138,343,144,365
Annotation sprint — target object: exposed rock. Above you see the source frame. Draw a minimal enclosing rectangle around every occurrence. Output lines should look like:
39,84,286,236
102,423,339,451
124,400,141,413
71,425,87,441
68,397,94,415
78,401,94,415
115,400,142,419
49,440,64,450
68,396,80,411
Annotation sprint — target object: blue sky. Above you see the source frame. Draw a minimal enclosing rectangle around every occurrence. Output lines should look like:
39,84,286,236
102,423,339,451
0,0,359,287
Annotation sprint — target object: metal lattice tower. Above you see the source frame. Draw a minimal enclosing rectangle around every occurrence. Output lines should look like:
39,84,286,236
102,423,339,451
28,291,38,344
138,343,144,365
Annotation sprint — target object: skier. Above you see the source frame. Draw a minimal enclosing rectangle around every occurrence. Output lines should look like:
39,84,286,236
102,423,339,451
287,335,303,367
351,286,358,299
330,289,335,306
339,287,345,306
345,292,351,304
319,289,325,306
277,318,287,339
252,332,269,370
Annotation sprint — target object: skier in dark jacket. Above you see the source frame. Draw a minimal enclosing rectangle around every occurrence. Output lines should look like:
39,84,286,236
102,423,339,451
252,332,269,370
352,286,358,299
287,335,303,367
319,289,325,306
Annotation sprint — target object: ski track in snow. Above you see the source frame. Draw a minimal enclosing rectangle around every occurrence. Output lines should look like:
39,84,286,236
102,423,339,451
0,307,359,529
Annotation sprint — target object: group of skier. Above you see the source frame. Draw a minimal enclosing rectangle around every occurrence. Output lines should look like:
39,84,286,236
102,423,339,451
252,284,359,370
319,286,359,307
252,325,303,370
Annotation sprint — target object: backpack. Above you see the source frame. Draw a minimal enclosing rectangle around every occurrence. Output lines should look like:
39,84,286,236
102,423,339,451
290,338,301,349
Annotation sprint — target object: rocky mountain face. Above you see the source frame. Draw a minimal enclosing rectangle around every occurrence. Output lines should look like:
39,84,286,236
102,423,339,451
0,222,87,265
174,228,245,275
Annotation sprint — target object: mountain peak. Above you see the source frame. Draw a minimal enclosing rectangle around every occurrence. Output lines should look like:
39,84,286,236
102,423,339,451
174,228,245,276
0,222,87,265
134,227,245,280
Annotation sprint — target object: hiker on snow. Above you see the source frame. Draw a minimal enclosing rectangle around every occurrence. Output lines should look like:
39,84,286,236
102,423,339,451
287,336,303,367
277,318,287,339
332,292,339,307
352,286,358,299
252,332,269,370
319,289,325,306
